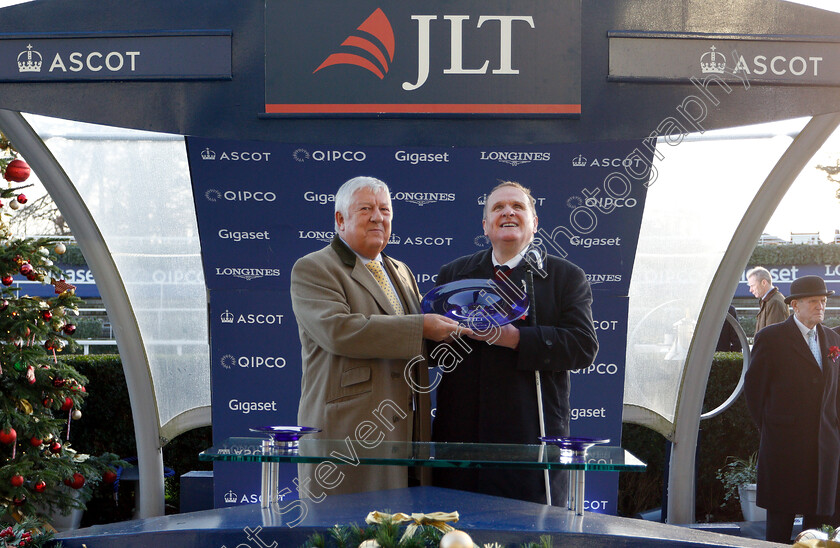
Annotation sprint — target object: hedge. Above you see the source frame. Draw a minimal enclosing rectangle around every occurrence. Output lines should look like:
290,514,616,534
619,352,758,522
59,355,211,525
749,243,840,265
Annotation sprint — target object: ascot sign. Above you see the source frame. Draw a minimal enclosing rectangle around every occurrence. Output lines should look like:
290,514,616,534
0,31,231,82
608,31,840,85
264,0,581,116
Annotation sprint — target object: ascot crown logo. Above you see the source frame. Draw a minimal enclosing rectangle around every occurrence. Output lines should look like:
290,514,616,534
220,310,234,324
572,154,587,167
201,147,216,160
17,44,42,73
700,45,726,74
224,490,237,504
314,8,395,79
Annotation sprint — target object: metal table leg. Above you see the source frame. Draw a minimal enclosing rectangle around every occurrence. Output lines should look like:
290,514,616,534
574,469,585,516
260,439,278,509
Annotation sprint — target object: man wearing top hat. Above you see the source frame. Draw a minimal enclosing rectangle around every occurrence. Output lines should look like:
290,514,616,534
745,275,840,543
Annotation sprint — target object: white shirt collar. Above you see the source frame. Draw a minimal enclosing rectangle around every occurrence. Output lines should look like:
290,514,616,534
491,243,531,269
339,236,382,264
793,314,818,341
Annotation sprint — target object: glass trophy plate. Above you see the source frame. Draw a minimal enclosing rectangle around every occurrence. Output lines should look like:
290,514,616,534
539,436,610,453
421,278,529,331
250,426,321,449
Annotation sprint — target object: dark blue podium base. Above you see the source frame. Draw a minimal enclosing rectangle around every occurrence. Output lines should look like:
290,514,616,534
57,487,779,547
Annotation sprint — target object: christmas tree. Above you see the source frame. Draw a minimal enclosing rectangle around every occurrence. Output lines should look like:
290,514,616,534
0,133,122,539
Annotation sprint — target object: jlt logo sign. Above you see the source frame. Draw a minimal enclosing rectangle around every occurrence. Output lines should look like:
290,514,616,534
265,1,580,115
400,15,535,91
314,9,535,91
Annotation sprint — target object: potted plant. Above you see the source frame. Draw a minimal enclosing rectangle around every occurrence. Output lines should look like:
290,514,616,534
717,452,765,522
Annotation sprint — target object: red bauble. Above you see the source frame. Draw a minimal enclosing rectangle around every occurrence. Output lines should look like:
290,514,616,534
42,310,52,321
60,396,73,411
63,323,76,335
4,159,30,182
53,377,65,387
26,272,37,281
1,276,13,286
29,436,42,447
15,193,27,205
0,428,16,444
103,470,118,484
42,397,53,407
49,441,61,453
63,473,85,489
34,481,46,493
19,263,32,276
0,299,8,311
10,474,24,487
12,496,26,506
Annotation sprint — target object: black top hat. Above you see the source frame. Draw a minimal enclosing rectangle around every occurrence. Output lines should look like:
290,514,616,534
784,275,835,304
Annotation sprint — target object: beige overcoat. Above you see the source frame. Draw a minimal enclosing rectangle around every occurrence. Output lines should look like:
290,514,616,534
290,236,431,495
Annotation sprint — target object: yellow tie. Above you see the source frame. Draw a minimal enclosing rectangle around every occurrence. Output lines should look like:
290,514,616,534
366,261,405,315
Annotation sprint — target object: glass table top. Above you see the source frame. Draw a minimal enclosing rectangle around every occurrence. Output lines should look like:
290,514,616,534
199,438,646,472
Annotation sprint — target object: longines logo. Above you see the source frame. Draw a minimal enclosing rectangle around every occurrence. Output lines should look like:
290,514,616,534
220,309,284,325
214,267,282,281
200,150,271,162
586,274,622,285
298,230,336,243
291,148,366,162
479,151,550,166
205,189,277,202
392,191,455,206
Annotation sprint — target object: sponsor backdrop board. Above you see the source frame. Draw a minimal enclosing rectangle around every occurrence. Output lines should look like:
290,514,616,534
735,264,840,300
188,137,654,512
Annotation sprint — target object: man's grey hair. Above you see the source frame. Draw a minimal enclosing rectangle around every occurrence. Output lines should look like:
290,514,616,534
483,180,537,220
746,266,772,284
334,176,391,231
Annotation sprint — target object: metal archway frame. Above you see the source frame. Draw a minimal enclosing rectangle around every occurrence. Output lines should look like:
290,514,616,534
699,313,750,421
666,112,840,524
0,109,166,518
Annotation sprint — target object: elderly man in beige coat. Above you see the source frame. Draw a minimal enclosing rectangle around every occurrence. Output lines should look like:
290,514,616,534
290,176,461,497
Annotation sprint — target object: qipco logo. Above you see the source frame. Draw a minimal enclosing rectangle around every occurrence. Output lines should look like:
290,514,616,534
311,150,367,162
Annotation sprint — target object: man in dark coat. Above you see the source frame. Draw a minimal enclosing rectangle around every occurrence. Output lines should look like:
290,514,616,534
715,305,742,352
744,275,840,543
430,181,599,506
